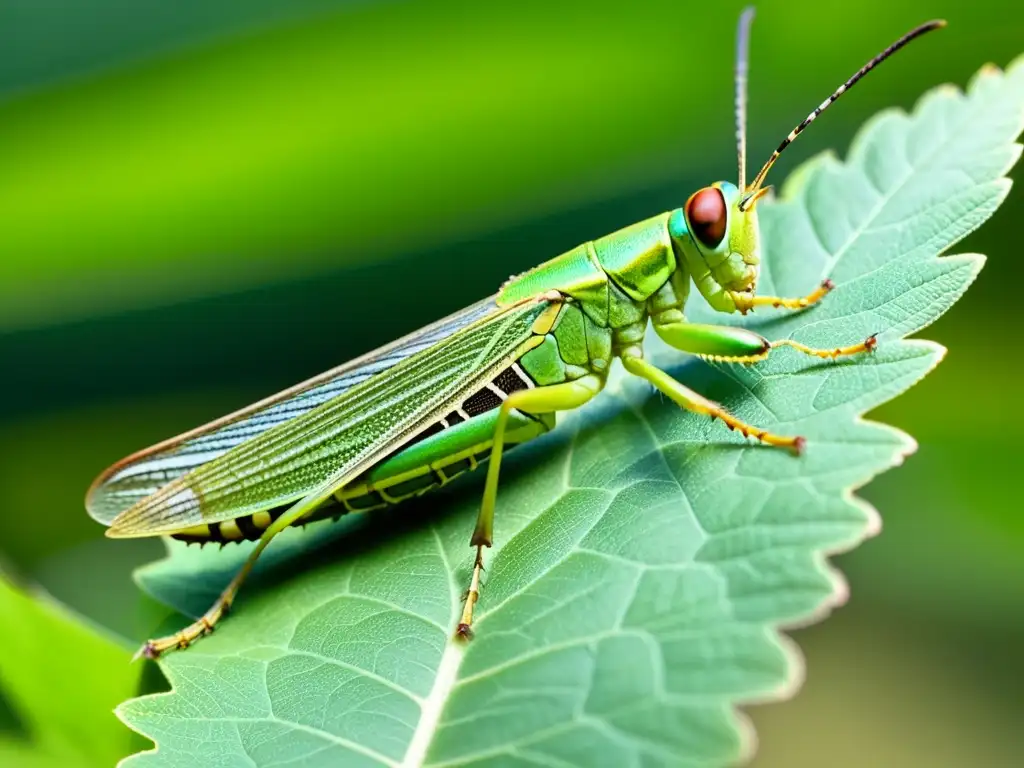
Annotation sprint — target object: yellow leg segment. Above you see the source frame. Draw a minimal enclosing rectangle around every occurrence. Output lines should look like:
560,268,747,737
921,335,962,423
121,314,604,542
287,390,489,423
771,334,877,360
136,494,326,660
456,545,485,640
730,278,833,314
651,314,876,366
621,354,804,453
456,374,605,638
700,334,878,365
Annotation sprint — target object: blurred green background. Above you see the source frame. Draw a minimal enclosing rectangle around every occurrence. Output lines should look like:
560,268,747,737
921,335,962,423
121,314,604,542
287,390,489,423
0,0,1021,765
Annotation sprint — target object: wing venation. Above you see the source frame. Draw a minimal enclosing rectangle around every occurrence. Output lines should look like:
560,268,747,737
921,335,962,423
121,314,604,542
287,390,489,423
103,297,551,536
87,298,497,524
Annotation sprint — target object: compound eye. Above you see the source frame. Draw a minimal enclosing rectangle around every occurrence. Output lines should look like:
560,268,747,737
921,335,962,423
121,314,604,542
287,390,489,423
685,187,727,249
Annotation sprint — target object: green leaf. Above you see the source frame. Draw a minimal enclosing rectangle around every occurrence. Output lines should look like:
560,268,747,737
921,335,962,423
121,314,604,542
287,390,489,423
0,572,141,767
117,58,1023,767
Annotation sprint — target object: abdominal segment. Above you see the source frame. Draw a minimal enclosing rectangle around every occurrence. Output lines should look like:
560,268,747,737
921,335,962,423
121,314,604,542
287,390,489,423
170,362,549,545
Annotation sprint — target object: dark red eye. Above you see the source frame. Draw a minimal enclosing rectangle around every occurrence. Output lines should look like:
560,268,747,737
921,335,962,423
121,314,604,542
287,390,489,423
685,187,727,249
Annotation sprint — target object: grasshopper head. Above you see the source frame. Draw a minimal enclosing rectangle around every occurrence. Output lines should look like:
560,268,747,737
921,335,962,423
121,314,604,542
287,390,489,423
669,180,764,296
669,10,943,313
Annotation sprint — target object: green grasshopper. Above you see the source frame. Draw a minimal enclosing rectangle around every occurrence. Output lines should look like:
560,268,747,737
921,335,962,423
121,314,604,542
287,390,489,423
87,11,943,659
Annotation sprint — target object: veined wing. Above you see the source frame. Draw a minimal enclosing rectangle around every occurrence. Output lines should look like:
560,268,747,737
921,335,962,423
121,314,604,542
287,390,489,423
105,296,555,537
87,297,499,525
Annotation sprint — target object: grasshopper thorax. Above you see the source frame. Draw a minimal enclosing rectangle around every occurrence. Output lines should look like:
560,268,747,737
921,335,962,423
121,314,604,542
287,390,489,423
669,180,761,295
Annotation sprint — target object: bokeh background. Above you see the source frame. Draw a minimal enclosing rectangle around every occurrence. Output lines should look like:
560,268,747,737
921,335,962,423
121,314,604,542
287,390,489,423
0,1,1021,765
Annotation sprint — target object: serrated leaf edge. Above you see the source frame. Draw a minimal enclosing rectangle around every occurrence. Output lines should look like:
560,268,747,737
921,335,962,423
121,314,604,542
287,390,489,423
728,337,944,763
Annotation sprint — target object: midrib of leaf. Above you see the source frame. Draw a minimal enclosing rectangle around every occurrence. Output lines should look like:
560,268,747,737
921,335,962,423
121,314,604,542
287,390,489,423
398,527,466,767
403,641,465,767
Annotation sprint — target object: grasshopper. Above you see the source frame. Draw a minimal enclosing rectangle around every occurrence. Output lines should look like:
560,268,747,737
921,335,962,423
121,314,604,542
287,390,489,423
87,11,943,659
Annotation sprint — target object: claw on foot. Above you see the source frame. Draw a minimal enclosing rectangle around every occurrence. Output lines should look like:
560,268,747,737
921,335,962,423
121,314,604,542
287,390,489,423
132,642,158,662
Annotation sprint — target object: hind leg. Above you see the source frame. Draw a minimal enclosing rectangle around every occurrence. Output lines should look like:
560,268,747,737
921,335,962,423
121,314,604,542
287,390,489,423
457,375,604,638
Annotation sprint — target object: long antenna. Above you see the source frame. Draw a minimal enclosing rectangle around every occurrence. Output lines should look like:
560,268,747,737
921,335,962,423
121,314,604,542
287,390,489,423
742,19,945,208
735,7,756,190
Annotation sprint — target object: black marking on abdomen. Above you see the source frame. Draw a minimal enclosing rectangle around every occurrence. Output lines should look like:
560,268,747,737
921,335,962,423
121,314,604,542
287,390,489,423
170,499,290,544
343,490,385,512
494,364,532,396
235,515,263,540
416,420,446,441
439,363,531,426
463,386,502,416
172,529,219,546
438,458,473,480
382,473,437,500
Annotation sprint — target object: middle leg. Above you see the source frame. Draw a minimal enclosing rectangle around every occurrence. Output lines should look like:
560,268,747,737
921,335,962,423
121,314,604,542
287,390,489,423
652,318,876,365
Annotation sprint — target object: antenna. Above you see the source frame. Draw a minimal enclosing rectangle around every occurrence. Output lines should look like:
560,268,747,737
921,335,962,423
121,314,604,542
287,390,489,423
741,19,945,209
735,7,756,190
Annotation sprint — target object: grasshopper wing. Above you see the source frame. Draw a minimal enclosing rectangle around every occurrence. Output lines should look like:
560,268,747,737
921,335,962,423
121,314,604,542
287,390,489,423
87,298,499,525
96,296,554,537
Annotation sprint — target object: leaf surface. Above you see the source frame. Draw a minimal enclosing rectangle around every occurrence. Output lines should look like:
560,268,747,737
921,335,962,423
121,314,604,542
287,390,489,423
0,572,141,767
117,59,1024,767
